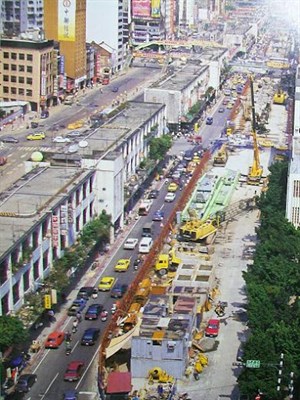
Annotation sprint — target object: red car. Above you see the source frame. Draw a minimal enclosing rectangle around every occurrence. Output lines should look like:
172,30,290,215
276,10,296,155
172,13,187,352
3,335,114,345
64,361,84,381
205,319,220,337
45,331,65,348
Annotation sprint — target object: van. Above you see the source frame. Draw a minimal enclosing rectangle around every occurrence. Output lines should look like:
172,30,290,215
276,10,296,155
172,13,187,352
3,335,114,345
139,237,153,254
142,222,154,237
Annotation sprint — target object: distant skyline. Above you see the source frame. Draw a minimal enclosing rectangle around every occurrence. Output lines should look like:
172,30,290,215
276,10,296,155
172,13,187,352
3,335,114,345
86,0,118,48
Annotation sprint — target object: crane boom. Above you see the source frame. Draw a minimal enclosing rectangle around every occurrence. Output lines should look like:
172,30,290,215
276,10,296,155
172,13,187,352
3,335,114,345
247,76,263,185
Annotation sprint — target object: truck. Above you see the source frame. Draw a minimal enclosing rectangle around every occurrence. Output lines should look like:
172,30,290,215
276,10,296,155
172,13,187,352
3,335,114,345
138,199,153,216
154,248,181,276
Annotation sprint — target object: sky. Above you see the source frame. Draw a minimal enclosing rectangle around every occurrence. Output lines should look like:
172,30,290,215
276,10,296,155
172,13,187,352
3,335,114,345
86,0,118,47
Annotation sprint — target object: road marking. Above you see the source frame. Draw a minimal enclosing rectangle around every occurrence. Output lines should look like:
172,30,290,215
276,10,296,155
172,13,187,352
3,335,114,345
33,349,50,373
72,340,80,353
40,372,59,400
75,343,101,390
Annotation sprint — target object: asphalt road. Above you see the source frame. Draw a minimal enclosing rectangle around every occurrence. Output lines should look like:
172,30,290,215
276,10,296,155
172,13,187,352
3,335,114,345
14,98,233,399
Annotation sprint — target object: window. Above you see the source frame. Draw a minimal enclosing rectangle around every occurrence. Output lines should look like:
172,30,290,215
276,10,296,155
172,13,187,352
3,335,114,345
18,88,25,96
11,76,17,83
26,77,32,85
11,64,17,71
27,54,33,61
26,89,32,97
3,75,9,82
27,66,33,73
3,52,9,59
19,53,25,60
3,87,9,94
11,87,17,95
11,53,17,60
18,77,24,84
3,64,9,70
19,65,25,72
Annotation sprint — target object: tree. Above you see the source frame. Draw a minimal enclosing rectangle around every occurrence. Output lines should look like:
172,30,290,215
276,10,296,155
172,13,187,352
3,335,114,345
149,135,172,161
0,316,28,352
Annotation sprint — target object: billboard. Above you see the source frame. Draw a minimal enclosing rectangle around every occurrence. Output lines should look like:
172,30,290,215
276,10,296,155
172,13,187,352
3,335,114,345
132,0,151,17
151,0,161,18
58,0,76,42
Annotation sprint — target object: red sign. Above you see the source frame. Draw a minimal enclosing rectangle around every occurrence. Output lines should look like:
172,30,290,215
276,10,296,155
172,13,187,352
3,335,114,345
132,0,151,17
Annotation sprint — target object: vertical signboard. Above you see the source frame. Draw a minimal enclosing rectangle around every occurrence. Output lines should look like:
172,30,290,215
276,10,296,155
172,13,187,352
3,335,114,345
151,0,161,18
40,54,47,97
58,0,76,42
44,294,52,309
60,205,67,236
52,215,59,248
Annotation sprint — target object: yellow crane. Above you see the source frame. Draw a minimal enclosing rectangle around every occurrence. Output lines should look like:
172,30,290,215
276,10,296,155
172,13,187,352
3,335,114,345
247,76,263,185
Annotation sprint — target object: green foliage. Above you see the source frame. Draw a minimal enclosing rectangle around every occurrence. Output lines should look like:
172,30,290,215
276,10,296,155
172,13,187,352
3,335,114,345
239,161,300,399
0,108,5,119
0,316,28,352
149,135,172,161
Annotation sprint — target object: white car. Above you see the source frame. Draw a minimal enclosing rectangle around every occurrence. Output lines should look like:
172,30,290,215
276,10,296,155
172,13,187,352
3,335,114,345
165,192,176,202
53,136,71,143
123,238,139,250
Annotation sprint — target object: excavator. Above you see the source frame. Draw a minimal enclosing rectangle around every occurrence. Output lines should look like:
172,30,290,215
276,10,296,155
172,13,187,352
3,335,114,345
247,76,263,185
273,88,286,105
213,144,228,166
179,212,225,242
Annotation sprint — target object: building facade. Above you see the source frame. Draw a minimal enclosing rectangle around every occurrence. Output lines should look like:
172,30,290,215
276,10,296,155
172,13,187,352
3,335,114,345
0,0,43,36
44,0,87,90
86,0,130,72
0,38,54,111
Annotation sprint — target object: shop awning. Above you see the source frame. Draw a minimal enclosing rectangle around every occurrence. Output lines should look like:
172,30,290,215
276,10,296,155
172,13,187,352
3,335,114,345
106,371,131,394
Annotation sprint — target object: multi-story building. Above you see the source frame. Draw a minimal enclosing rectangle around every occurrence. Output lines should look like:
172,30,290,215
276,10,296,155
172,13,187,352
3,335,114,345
44,0,87,91
86,0,130,72
0,37,54,111
0,0,43,36
178,0,196,31
131,0,174,44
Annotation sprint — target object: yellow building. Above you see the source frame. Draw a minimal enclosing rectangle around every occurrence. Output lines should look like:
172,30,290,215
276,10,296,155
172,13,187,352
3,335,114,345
44,0,87,90
0,38,54,112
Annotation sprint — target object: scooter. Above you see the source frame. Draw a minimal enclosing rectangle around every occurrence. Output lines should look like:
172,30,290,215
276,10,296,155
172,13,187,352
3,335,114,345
101,310,108,321
92,288,98,299
111,304,117,315
65,344,72,356
133,258,141,270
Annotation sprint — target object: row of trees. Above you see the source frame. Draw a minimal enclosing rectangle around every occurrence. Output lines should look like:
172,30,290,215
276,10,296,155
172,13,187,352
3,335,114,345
238,162,300,399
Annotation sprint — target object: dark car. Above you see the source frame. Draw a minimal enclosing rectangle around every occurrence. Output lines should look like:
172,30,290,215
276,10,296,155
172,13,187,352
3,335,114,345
77,286,94,300
81,328,100,346
31,122,39,128
236,344,245,361
15,374,37,393
63,390,78,400
111,86,119,92
64,361,84,381
148,190,159,199
67,298,87,316
110,283,128,299
1,136,19,143
84,303,103,320
152,210,164,221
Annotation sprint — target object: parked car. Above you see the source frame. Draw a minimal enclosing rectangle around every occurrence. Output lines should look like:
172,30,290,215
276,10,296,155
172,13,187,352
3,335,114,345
164,192,176,202
77,286,94,299
66,130,82,138
64,361,84,381
45,331,65,348
206,116,213,125
84,304,103,320
114,258,130,272
15,374,37,393
123,238,138,250
168,182,178,192
67,298,87,316
205,319,220,337
98,276,115,291
81,328,100,346
0,136,19,143
110,283,128,299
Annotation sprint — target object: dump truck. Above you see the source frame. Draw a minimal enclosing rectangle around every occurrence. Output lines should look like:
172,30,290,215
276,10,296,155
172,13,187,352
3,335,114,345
154,248,181,276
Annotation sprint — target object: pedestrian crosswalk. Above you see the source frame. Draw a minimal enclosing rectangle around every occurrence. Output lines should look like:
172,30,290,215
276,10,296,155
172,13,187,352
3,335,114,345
18,146,54,152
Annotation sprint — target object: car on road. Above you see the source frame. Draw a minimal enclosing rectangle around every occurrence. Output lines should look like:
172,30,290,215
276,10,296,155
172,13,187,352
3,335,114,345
81,328,100,346
111,86,119,92
0,136,19,143
168,182,178,192
148,189,159,199
84,304,103,320
26,132,45,140
205,319,220,337
0,156,7,166
63,390,78,400
123,238,138,250
64,361,84,382
77,286,94,299
15,374,37,393
164,192,176,202
52,136,71,143
114,258,130,272
152,210,164,221
110,283,128,298
67,298,87,316
227,103,233,109
45,331,65,348
98,276,115,291
206,116,213,125
218,107,225,113
236,344,245,361
66,130,82,138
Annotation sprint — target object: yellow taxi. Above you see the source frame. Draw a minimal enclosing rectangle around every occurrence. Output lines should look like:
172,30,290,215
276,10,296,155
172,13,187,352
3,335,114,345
98,276,116,291
26,132,45,140
114,259,130,272
227,103,233,109
168,182,178,192
192,155,201,164
67,120,84,130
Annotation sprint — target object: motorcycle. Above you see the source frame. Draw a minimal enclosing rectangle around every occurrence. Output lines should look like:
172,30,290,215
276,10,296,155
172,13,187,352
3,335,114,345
111,304,117,315
65,344,72,356
92,288,98,299
133,258,141,270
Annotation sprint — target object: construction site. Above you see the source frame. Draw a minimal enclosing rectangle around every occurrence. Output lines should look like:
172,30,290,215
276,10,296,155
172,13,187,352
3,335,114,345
98,72,291,400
